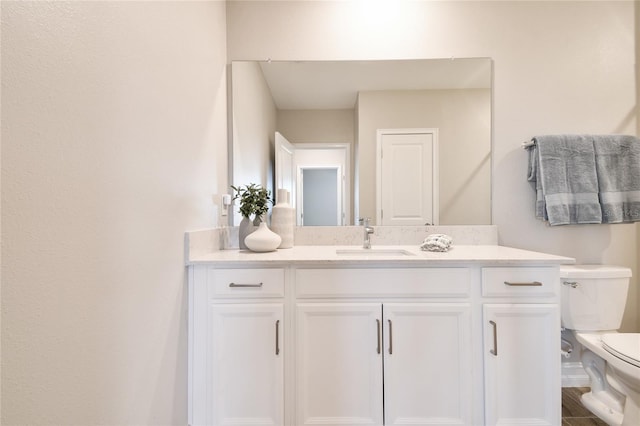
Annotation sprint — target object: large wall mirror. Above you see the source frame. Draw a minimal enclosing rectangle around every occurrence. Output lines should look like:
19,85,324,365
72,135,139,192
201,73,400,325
230,58,492,226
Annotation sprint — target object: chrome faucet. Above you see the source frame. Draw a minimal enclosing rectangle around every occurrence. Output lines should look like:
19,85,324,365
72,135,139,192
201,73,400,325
359,217,374,249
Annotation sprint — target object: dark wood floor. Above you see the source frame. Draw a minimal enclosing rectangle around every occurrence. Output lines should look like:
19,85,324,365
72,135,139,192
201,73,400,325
562,387,608,426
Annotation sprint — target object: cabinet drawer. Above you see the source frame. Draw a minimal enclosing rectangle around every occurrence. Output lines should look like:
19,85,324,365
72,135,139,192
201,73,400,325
208,268,285,298
296,268,470,298
482,267,559,298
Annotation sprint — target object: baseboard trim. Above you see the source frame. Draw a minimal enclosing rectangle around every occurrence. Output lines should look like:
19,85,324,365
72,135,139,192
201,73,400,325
562,361,590,387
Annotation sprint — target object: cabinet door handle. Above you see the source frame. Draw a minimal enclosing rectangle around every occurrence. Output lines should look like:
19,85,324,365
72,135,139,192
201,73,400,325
489,320,498,356
376,319,381,354
504,281,542,287
275,320,280,355
229,282,263,288
388,319,393,355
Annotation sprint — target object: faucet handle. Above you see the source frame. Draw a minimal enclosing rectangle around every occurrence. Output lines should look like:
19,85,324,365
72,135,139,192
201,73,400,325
358,217,371,226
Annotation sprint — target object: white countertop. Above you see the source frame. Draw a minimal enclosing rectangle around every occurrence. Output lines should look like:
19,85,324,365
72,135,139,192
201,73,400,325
187,245,575,267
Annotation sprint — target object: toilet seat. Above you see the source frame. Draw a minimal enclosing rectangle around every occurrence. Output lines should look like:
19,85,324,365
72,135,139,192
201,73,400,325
602,333,640,368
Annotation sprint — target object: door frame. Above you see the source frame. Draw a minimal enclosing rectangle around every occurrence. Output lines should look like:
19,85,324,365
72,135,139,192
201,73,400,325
375,128,439,226
292,143,350,226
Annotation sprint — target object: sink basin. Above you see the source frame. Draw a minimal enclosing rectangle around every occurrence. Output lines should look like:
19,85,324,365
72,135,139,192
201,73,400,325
335,248,415,256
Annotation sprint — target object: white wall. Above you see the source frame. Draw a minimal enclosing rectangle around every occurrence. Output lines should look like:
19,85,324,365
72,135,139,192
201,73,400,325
1,1,227,424
226,0,638,331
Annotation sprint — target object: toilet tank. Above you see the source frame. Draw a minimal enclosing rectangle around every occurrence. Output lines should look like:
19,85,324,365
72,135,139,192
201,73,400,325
560,265,631,331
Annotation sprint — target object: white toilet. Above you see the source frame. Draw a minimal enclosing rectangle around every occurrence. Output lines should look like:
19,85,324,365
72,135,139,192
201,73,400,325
561,265,640,426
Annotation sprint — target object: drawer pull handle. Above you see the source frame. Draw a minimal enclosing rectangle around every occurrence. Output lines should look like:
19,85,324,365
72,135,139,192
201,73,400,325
376,319,381,354
388,319,393,355
275,320,280,355
504,281,542,287
563,281,579,288
229,282,263,288
489,320,498,356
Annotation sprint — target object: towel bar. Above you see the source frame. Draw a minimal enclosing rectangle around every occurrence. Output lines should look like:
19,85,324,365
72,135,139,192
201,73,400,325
522,139,535,149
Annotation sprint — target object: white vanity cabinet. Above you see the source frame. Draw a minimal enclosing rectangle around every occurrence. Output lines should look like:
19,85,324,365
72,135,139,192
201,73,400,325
187,246,568,426
296,302,384,425
294,268,474,426
382,302,473,426
481,267,561,426
189,267,285,426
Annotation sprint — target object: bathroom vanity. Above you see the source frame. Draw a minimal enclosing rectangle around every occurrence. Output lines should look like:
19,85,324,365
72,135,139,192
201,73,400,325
187,244,573,426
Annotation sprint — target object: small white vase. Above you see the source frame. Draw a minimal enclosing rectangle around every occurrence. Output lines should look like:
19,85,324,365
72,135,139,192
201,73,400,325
244,222,282,252
271,189,295,249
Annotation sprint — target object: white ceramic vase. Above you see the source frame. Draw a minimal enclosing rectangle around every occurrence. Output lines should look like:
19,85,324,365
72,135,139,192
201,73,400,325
270,189,295,249
244,222,282,252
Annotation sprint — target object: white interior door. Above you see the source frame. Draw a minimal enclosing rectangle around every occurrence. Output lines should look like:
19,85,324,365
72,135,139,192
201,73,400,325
275,131,295,204
377,129,438,226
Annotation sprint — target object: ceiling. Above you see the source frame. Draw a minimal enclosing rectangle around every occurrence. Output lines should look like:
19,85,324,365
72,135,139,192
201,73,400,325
257,58,492,110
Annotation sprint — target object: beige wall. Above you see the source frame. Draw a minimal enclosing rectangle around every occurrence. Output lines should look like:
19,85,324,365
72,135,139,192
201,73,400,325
357,89,491,225
277,109,355,144
1,1,227,424
637,0,640,137
227,0,638,330
636,0,640,330
230,61,277,223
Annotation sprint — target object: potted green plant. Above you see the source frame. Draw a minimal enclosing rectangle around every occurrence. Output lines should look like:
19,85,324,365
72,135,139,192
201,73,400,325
231,183,273,249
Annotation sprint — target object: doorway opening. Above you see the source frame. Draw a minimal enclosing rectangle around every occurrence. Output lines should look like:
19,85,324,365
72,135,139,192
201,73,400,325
299,166,342,226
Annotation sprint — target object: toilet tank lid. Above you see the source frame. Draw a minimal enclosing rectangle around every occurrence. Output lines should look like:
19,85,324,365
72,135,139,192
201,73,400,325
560,265,632,279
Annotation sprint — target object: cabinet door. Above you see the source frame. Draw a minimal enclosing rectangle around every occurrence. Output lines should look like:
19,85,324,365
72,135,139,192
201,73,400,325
296,303,383,426
383,303,473,425
210,303,283,426
483,304,560,426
